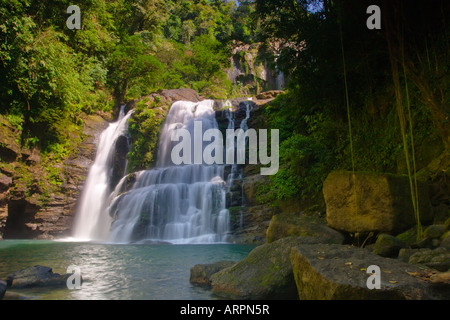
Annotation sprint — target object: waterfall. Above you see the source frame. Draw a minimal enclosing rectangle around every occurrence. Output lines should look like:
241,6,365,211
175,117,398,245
71,106,133,241
276,70,285,90
107,100,230,244
224,100,252,229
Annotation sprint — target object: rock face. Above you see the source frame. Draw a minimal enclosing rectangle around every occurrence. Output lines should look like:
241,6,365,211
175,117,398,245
0,112,110,239
290,244,434,300
126,88,202,113
6,265,71,288
324,171,433,234
266,213,344,244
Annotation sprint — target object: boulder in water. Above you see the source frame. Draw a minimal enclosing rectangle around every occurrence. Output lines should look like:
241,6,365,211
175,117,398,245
190,261,236,287
6,265,72,288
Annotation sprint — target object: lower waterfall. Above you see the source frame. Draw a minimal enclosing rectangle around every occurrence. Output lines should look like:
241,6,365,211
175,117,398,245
109,100,230,243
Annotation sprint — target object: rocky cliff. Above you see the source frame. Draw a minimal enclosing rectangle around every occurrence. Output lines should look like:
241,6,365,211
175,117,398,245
0,112,111,239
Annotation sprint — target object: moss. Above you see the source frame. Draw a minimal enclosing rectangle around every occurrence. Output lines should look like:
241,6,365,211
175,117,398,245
396,227,417,246
126,99,167,172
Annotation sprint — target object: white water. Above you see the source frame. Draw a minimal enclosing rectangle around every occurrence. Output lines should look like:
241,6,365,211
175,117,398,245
72,106,133,241
224,101,252,229
107,100,230,244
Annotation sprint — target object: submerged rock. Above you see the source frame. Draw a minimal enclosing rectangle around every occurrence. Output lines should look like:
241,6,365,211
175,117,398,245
190,261,236,287
290,244,434,300
6,265,72,289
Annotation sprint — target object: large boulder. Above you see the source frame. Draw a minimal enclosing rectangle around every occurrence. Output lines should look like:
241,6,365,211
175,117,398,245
266,213,344,244
210,237,305,299
290,244,435,300
6,265,72,288
324,171,433,234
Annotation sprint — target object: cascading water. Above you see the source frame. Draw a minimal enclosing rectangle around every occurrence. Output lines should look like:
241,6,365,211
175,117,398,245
224,100,253,229
72,106,133,241
107,100,230,244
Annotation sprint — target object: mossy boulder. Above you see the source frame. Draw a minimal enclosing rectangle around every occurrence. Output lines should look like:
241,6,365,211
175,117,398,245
423,224,446,239
396,227,419,246
210,237,304,299
441,231,450,249
290,244,434,300
373,233,407,257
266,213,344,244
324,171,433,234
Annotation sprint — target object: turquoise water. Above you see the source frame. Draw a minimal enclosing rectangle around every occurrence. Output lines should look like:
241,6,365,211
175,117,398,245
0,240,255,300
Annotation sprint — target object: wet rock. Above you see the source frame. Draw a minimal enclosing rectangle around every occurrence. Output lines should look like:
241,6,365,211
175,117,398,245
229,205,276,244
290,244,434,300
6,265,71,288
190,261,236,287
110,134,130,190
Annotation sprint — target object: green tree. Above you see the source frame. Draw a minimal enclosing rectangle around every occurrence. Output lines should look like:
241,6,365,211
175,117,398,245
107,35,163,102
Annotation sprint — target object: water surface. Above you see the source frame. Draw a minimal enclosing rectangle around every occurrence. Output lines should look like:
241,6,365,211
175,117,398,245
0,240,255,300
